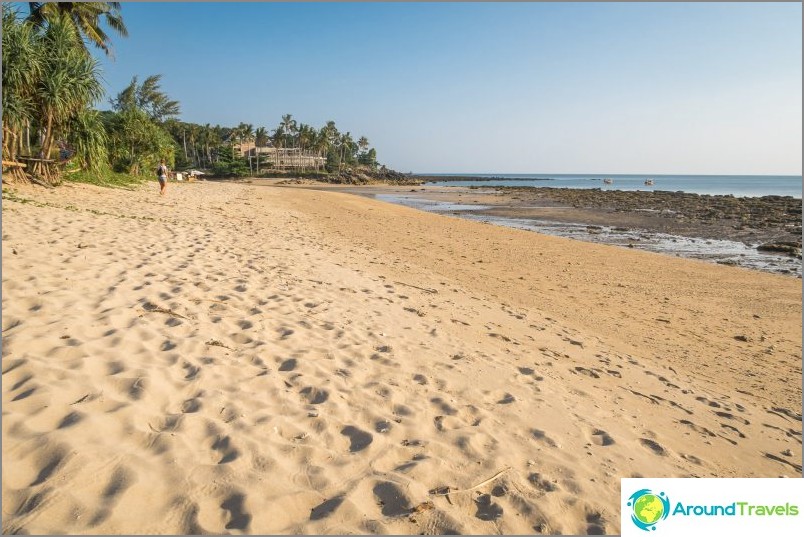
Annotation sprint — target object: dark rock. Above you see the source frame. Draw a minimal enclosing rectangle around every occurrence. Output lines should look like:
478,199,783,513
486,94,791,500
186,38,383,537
757,242,802,257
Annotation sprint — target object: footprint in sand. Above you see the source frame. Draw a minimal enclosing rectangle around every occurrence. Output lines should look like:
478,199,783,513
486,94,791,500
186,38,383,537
29,444,71,486
640,438,667,456
715,411,750,425
430,397,457,416
528,473,558,492
372,482,410,517
590,429,615,446
57,411,83,429
278,358,297,372
160,340,177,351
300,387,329,405
341,426,373,453
474,494,504,521
181,398,202,413
573,366,600,379
586,511,606,535
211,435,240,464
532,429,558,448
221,492,252,531
309,496,345,521
497,393,516,404
375,420,392,433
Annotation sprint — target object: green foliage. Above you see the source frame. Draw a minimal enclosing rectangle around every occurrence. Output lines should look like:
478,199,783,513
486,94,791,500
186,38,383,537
106,108,176,174
325,148,341,173
358,148,377,167
67,108,109,172
110,74,180,122
2,6,41,157
27,1,128,57
212,145,249,177
2,6,105,172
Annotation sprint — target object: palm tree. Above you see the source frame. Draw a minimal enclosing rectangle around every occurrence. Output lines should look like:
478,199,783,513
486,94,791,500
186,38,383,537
238,123,254,174
27,2,128,57
297,124,314,172
188,123,201,167
35,12,104,176
271,126,285,169
254,126,268,173
212,124,224,164
339,132,354,173
2,6,41,163
314,128,329,172
110,74,180,122
228,125,241,153
280,113,297,152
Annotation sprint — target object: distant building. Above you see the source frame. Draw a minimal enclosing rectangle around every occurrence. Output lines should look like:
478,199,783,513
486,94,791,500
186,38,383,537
233,140,325,170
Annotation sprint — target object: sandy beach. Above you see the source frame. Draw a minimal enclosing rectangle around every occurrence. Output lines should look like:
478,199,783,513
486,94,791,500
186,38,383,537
2,179,801,534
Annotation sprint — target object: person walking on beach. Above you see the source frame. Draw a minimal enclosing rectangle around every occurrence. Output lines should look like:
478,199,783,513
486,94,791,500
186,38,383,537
157,159,168,196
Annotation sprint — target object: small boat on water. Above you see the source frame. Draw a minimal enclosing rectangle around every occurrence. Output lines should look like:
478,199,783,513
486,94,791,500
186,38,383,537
644,179,654,185
603,178,613,184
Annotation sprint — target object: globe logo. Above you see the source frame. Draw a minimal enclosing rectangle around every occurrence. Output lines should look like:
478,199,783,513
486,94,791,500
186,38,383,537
627,489,670,531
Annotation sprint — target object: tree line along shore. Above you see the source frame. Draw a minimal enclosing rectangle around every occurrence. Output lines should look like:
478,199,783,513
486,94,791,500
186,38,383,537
1,3,408,189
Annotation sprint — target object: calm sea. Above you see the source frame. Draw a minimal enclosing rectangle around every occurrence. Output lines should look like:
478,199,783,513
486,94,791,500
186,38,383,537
423,174,802,198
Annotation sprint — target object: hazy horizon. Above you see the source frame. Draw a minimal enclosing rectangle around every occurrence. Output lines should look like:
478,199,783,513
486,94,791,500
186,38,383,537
84,2,801,176
411,172,803,177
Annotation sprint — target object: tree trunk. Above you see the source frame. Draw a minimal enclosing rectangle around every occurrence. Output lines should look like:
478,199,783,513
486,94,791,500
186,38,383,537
36,113,54,178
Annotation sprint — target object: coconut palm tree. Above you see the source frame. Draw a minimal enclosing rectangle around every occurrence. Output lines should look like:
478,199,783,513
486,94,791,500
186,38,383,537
110,74,180,122
271,126,285,169
297,124,315,172
237,123,254,174
314,128,330,172
280,114,297,151
254,126,268,173
27,2,127,57
339,132,354,173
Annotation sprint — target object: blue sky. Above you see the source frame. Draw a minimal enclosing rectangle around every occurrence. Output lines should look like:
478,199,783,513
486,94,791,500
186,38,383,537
78,3,802,174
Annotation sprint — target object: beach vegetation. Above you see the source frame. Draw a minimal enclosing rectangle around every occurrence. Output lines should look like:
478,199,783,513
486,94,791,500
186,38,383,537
212,145,249,177
103,74,179,174
109,74,180,122
65,169,146,189
26,1,127,57
2,5,105,182
105,107,177,175
3,3,389,186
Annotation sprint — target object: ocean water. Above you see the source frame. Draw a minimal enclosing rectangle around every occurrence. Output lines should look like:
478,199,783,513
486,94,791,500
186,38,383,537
423,174,802,198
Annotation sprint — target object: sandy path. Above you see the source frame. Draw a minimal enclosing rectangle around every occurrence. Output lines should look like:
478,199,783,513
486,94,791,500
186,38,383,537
2,180,801,534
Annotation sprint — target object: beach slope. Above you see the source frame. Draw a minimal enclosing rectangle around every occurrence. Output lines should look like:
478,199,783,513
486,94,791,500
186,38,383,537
2,180,801,534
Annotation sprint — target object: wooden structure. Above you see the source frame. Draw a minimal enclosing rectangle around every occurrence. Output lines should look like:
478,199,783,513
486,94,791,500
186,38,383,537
3,157,64,186
2,160,28,184
19,156,62,186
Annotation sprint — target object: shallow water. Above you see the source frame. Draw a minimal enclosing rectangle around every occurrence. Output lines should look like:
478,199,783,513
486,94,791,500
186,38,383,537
424,174,803,198
375,193,802,277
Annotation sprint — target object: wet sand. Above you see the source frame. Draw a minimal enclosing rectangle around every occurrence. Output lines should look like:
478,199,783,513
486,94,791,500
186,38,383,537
311,182,802,276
